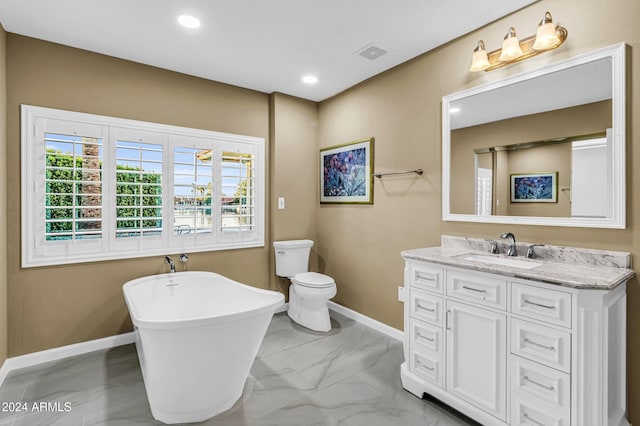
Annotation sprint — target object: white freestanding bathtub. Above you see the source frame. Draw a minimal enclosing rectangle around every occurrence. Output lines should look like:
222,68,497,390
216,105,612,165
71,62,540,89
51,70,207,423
122,271,284,424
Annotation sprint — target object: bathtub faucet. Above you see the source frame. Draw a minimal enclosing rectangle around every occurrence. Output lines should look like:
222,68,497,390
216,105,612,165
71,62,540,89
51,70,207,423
165,256,176,273
179,254,189,271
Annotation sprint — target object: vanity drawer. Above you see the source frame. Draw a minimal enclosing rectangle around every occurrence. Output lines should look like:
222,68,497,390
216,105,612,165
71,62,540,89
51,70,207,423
511,355,570,411
446,270,507,310
410,347,443,388
409,289,443,326
511,393,570,426
407,262,444,294
511,318,571,373
512,283,572,328
409,318,442,354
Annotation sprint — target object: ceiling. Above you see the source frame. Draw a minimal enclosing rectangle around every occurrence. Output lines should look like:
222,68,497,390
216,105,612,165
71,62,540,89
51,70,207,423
0,0,537,102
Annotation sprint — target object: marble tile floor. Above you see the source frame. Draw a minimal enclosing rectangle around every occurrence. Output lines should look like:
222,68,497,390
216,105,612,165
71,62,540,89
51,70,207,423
0,312,480,425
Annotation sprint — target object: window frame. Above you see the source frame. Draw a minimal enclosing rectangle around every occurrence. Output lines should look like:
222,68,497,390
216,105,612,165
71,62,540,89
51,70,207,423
21,105,265,268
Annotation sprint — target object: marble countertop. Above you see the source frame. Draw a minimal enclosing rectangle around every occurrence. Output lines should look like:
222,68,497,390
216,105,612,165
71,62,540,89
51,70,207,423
401,236,635,290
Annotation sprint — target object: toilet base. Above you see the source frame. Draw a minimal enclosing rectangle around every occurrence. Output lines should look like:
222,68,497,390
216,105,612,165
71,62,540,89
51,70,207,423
287,283,336,332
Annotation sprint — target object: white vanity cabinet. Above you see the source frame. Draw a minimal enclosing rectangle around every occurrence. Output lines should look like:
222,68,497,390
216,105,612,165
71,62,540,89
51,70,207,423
401,258,629,426
446,299,507,420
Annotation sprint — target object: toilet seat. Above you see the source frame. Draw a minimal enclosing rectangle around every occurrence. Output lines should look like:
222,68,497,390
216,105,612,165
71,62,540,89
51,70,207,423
294,272,335,288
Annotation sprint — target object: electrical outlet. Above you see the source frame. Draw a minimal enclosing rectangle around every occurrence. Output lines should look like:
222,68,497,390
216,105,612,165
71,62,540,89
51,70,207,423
278,197,285,210
398,286,405,302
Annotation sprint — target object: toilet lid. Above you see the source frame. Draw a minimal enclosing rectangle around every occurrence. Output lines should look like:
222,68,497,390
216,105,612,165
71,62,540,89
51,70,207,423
294,272,335,288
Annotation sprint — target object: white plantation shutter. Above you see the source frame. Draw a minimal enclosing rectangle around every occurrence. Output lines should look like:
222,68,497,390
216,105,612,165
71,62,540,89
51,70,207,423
26,117,108,263
217,139,262,245
169,134,216,249
221,150,255,232
476,167,492,216
44,132,103,241
110,127,166,252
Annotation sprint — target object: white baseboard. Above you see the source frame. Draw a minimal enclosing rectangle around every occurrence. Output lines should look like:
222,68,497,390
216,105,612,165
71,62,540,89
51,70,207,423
274,302,289,314
275,301,403,341
328,301,403,342
0,301,403,388
0,359,11,386
0,332,135,386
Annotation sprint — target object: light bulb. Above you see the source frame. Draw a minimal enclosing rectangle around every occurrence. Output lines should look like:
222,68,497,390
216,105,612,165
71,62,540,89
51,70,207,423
469,40,491,72
499,27,523,62
532,12,560,51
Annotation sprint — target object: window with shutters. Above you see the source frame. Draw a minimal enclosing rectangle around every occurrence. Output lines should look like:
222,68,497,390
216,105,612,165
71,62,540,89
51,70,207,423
22,105,265,267
45,132,103,242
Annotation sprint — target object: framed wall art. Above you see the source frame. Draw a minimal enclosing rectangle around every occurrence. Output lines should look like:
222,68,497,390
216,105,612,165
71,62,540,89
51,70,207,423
320,137,374,204
510,172,558,203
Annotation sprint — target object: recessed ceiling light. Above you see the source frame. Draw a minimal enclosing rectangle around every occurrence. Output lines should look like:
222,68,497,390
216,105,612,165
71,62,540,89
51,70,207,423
177,15,201,29
449,107,461,113
302,75,318,85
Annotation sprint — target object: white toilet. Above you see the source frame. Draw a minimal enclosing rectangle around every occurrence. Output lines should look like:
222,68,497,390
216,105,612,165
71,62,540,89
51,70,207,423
273,240,337,332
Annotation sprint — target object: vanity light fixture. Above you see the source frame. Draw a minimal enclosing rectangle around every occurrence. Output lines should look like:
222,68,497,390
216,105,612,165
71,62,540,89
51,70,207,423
469,11,567,72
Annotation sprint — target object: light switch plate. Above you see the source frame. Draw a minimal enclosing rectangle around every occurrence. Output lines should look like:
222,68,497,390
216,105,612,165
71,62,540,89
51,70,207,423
398,286,405,302
278,197,285,209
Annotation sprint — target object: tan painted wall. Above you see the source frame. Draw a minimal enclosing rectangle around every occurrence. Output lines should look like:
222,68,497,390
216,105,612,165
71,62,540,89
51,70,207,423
269,93,319,293
450,101,611,215
5,34,271,356
317,67,439,329
318,0,640,420
0,24,7,366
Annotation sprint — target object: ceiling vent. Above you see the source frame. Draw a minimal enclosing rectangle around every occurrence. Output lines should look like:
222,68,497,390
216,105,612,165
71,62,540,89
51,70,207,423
356,44,388,61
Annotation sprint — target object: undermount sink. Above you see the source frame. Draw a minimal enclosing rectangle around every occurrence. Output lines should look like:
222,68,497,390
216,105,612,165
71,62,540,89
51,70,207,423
458,253,543,270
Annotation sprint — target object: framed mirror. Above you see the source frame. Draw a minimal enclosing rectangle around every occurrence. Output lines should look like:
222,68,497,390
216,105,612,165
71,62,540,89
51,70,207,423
442,43,626,228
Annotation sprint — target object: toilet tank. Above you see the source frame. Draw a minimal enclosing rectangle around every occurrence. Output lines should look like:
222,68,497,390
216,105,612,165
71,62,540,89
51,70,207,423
273,240,314,278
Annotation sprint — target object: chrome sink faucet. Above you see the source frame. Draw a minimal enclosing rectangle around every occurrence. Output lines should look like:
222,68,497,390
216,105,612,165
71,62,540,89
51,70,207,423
165,256,176,273
500,232,517,256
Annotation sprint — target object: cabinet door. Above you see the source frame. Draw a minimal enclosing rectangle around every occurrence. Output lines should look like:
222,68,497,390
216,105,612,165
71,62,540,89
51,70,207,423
446,300,507,421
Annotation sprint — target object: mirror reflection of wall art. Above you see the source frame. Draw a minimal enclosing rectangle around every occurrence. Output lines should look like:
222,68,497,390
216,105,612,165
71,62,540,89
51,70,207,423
511,172,558,203
320,137,374,204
